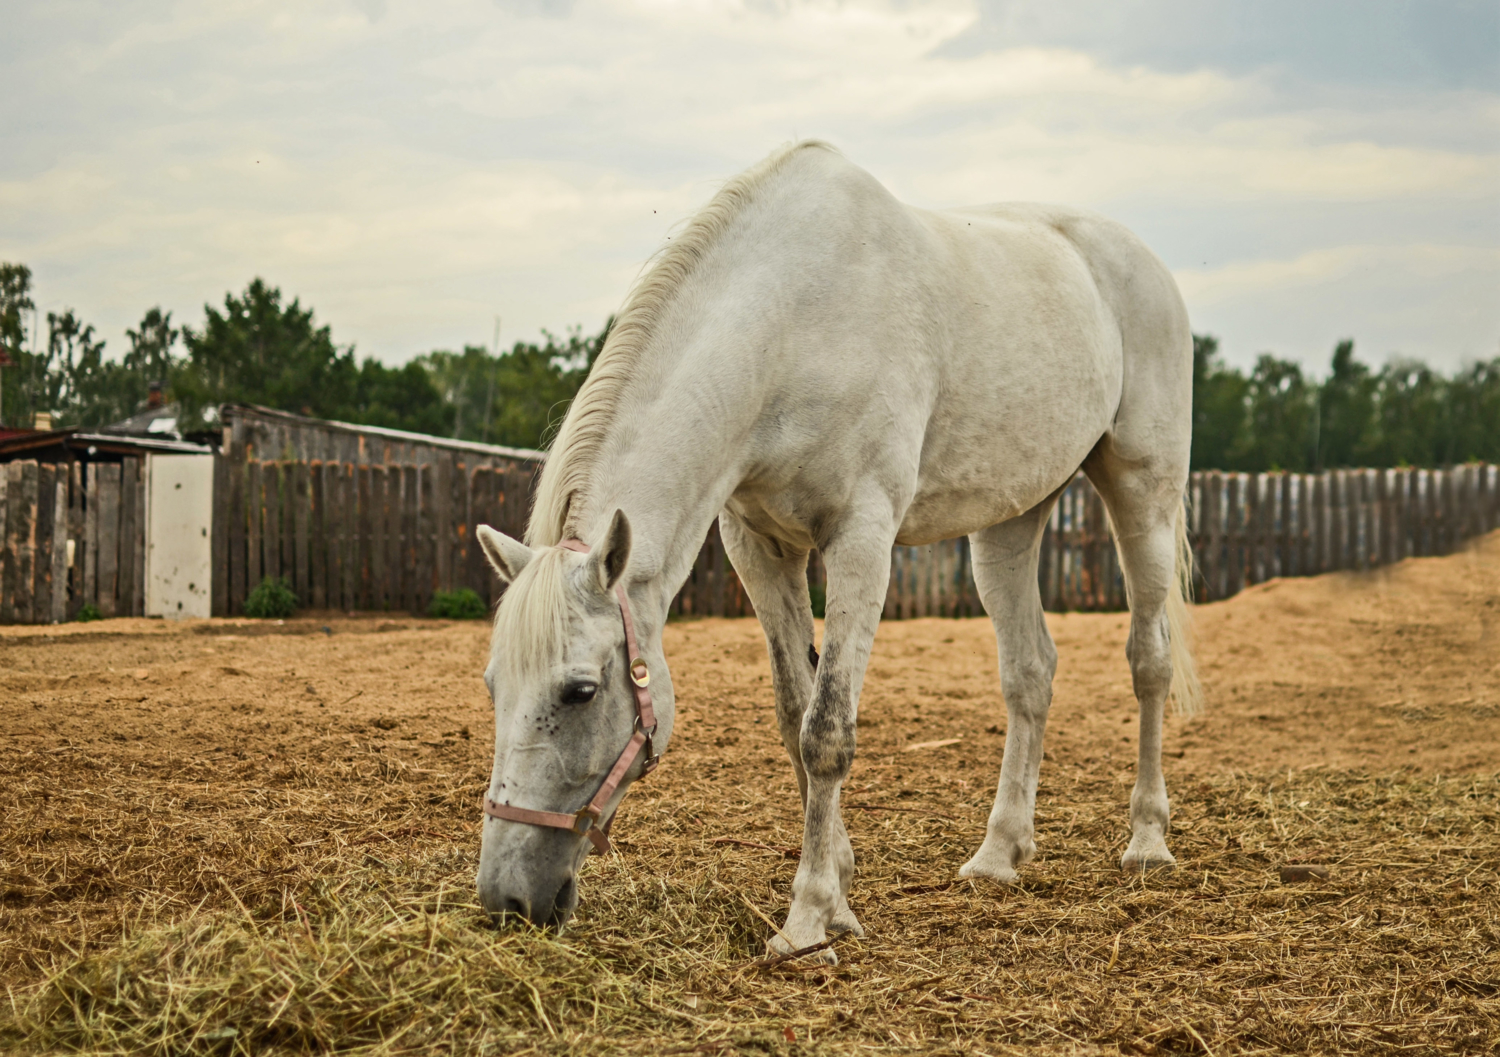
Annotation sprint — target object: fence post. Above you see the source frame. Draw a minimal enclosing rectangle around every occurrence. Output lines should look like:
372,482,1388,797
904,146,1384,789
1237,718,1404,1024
1404,468,1419,558
1481,465,1495,535
1362,469,1373,569
67,462,84,620
1376,469,1391,568
264,463,283,583
33,464,55,623
1199,472,1218,601
212,454,230,616
244,461,262,601
293,462,311,605
95,463,121,618
368,466,388,611
118,458,139,616
0,465,10,624
309,463,328,610
49,470,68,623
385,466,403,611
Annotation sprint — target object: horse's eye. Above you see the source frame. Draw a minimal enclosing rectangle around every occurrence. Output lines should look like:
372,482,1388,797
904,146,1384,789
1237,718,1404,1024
561,682,598,705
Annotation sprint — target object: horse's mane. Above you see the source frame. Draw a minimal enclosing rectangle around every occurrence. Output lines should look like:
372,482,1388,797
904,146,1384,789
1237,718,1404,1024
525,139,837,547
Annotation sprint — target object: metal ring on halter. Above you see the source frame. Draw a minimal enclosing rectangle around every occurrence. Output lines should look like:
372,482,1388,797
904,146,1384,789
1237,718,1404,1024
572,805,602,836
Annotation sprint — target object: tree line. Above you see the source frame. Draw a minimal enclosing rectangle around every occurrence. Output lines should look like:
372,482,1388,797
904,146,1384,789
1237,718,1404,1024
1192,335,1499,471
2,262,1495,466
0,265,605,451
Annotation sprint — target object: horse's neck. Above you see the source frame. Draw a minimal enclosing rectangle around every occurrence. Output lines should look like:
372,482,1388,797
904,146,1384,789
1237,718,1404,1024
577,353,756,613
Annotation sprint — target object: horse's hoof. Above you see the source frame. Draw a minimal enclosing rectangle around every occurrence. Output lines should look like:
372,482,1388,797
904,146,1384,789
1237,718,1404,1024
1120,843,1176,874
958,855,1021,885
829,908,865,937
767,934,838,965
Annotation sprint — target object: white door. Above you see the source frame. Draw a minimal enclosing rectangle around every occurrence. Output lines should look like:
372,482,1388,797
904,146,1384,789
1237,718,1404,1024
146,454,214,619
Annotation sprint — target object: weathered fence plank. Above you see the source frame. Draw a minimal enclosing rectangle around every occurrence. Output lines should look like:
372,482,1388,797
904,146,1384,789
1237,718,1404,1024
94,464,121,618
181,458,1500,623
49,471,68,624
117,460,137,617
244,460,262,596
213,454,231,617
33,464,55,623
0,464,16,625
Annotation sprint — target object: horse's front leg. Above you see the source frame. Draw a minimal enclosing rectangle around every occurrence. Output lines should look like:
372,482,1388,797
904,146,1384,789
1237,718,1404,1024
775,521,892,963
719,514,863,942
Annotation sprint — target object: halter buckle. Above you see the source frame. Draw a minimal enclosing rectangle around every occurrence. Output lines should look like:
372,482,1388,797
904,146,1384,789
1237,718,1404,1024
638,720,660,775
572,805,602,836
629,657,650,688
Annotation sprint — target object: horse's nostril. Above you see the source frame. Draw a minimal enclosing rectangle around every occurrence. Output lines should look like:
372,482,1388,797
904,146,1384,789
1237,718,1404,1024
551,876,577,923
499,896,530,920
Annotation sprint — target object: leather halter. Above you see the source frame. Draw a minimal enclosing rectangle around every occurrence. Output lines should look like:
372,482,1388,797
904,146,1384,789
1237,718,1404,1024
481,538,659,854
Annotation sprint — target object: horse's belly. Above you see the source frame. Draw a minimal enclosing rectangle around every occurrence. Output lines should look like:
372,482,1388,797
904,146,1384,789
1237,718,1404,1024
895,444,1087,545
896,355,1117,543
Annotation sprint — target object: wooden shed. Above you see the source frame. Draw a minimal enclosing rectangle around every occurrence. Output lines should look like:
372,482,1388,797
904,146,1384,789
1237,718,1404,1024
213,405,545,616
0,428,213,622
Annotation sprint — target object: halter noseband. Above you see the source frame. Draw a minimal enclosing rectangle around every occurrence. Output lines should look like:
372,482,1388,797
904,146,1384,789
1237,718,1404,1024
480,538,659,854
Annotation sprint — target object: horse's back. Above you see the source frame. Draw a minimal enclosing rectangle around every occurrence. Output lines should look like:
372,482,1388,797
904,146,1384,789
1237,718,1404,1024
878,199,1186,541
728,150,1192,544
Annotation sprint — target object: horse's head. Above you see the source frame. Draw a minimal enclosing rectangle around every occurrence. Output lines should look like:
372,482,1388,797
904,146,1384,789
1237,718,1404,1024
473,510,670,929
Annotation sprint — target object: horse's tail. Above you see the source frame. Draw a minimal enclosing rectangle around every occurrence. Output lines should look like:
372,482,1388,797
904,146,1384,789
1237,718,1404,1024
1167,495,1203,716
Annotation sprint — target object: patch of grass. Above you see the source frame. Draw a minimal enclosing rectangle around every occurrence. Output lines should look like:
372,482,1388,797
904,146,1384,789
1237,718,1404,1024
74,603,102,622
244,577,298,619
428,588,488,620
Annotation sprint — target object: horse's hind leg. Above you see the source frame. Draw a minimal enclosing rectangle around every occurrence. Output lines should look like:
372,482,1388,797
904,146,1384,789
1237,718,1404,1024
719,513,862,941
1084,456,1190,872
960,498,1060,883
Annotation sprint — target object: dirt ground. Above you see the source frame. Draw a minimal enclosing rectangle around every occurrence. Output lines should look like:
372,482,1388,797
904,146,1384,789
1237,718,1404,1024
2,531,1497,1054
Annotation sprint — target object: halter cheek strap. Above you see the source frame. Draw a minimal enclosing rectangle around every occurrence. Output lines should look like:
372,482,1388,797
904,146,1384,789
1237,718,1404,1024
481,538,659,855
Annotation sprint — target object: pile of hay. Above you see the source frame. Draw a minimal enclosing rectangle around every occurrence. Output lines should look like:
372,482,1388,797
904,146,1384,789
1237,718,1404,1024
4,752,1495,1055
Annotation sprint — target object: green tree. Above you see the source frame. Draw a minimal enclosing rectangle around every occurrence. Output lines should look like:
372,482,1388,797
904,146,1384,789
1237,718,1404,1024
175,279,360,428
348,359,453,436
1446,357,1500,463
416,320,610,450
1,263,43,428
53,307,186,428
421,344,496,442
1190,333,1249,470
1315,339,1379,469
124,308,180,399
1238,354,1316,471
47,309,122,427
1373,359,1451,468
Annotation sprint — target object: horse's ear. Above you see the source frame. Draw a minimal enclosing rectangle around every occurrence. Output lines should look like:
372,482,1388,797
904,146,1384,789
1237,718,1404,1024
477,525,533,584
589,509,631,593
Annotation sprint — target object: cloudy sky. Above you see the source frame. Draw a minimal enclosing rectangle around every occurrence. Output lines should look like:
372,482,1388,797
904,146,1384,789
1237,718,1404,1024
2,0,1496,374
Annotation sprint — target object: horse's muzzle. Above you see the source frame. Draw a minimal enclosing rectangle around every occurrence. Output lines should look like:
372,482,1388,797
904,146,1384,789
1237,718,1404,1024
477,861,579,930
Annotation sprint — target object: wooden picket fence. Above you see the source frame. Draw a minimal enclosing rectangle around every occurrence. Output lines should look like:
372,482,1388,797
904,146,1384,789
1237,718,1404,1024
1186,463,1499,604
839,464,1500,616
214,456,760,619
0,458,147,623
4,456,1496,624
216,458,530,616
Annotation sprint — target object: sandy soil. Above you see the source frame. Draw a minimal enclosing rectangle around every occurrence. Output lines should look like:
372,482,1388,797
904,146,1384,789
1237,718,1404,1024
1,531,1497,1052
4,529,1494,788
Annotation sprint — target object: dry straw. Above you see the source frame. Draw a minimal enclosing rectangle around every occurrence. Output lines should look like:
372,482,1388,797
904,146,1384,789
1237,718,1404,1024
3,728,1496,1054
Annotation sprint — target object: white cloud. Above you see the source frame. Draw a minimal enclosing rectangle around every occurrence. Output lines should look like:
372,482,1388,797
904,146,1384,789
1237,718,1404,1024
1178,244,1500,371
0,0,1494,372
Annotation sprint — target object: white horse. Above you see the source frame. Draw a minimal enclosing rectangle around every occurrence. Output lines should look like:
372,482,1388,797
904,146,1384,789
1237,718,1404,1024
474,141,1200,957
